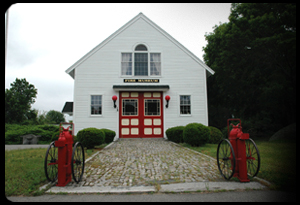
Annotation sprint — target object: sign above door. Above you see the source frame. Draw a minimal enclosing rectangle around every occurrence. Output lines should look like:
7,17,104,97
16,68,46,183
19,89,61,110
124,79,159,83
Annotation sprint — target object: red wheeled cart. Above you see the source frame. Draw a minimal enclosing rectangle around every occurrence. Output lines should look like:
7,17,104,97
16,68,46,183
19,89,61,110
217,119,260,182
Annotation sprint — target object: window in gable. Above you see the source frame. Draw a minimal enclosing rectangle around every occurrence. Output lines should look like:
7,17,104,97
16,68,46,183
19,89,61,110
134,53,148,76
150,53,161,76
121,53,132,75
135,44,148,51
121,44,161,77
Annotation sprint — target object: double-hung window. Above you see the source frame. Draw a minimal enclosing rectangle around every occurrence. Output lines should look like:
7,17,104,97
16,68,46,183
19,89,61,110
150,53,161,76
180,95,191,115
91,95,102,115
134,53,148,76
121,44,161,77
121,53,132,75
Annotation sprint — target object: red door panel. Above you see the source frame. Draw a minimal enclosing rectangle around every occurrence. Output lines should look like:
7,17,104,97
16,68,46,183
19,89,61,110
119,92,163,138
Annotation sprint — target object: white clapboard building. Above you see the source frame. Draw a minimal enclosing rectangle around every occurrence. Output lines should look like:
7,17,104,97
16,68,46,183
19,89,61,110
62,13,214,139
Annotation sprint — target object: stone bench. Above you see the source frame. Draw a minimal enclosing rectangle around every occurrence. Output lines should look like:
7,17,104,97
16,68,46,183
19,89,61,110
20,134,41,144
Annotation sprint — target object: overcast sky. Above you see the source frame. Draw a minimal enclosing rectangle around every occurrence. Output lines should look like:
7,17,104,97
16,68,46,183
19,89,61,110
5,3,231,121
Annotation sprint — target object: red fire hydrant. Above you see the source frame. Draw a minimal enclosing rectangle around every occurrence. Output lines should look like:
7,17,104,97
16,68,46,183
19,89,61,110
45,122,85,186
54,124,74,186
217,119,260,182
228,119,250,182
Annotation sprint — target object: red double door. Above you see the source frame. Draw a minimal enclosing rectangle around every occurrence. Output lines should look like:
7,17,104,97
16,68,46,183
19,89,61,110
119,91,163,138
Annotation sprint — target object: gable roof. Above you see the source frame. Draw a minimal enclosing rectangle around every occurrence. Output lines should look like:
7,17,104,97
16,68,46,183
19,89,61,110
65,12,215,79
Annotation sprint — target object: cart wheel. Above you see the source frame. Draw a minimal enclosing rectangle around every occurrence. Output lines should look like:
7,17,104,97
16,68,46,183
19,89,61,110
44,141,58,182
245,138,260,177
217,139,236,180
71,142,85,183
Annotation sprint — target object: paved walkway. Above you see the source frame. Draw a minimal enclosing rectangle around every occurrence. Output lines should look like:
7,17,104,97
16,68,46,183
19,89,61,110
61,139,224,188
5,144,49,150
9,190,296,202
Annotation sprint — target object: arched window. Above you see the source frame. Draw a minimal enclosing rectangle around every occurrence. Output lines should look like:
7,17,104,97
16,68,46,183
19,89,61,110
135,44,148,51
134,44,148,76
121,44,161,76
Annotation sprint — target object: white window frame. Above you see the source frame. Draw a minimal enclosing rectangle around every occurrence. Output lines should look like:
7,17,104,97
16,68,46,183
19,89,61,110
179,95,192,116
134,51,149,76
120,44,161,77
90,94,103,117
150,53,161,76
121,53,132,76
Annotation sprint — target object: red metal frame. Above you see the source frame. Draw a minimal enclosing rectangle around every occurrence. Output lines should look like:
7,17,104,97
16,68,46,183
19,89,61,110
227,118,250,182
54,123,74,186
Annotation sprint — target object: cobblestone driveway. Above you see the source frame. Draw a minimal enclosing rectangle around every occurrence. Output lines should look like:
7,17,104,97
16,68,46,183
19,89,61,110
70,139,224,187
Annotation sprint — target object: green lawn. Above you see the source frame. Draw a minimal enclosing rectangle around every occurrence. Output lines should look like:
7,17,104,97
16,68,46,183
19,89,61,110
182,139,296,191
5,148,48,196
5,146,101,197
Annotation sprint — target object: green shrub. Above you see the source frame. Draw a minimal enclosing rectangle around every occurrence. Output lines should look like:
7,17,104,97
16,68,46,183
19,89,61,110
5,125,59,144
51,131,60,142
36,125,58,132
73,135,78,145
221,127,229,138
183,123,210,146
165,126,185,143
5,124,22,133
100,129,116,143
208,126,223,144
5,129,26,144
76,128,105,149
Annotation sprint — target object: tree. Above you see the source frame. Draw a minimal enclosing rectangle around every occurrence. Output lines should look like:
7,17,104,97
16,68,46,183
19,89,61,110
46,110,66,124
5,78,38,123
203,3,296,136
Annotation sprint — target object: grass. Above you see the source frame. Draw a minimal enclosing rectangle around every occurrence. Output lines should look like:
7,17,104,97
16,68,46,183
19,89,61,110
5,144,105,197
181,143,217,158
182,139,296,191
253,139,296,191
5,148,48,196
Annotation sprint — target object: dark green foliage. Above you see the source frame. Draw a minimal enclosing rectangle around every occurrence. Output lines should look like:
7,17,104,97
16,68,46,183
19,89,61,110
36,125,59,133
5,124,22,133
183,123,210,146
5,124,59,144
100,129,116,143
76,128,105,149
165,126,185,143
221,127,229,139
5,129,30,144
45,110,66,124
208,126,223,144
51,131,60,142
203,3,296,136
73,135,78,145
5,78,37,124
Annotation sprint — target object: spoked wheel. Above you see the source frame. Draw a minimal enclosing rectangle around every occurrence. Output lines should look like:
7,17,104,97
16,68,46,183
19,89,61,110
217,139,236,180
245,138,260,177
44,141,58,182
71,142,85,183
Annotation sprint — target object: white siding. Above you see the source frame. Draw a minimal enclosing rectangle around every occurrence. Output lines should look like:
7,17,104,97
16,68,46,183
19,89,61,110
72,16,209,138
